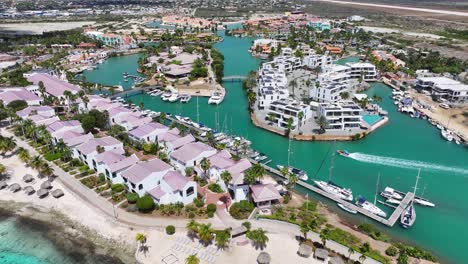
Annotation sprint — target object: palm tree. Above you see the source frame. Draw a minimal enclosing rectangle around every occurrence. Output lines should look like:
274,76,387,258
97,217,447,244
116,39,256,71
220,170,232,187
63,90,73,114
135,233,149,256
31,155,44,170
320,228,330,247
348,247,355,260
340,91,350,100
286,117,293,137
299,221,310,240
297,111,304,132
38,81,46,98
316,116,329,134
215,229,231,249
82,95,90,109
0,136,16,155
139,102,145,110
185,254,200,264
18,147,31,164
288,173,298,190
40,163,54,179
0,164,6,180
246,228,269,249
198,223,214,245
200,157,211,178
186,219,199,239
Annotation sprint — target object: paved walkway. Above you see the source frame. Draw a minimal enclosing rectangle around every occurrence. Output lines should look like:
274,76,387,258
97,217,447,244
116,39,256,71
1,127,381,264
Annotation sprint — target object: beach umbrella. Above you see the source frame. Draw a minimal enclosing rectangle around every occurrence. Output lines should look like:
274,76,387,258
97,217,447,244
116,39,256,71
329,256,345,264
0,181,7,190
37,188,49,198
40,181,52,189
297,244,312,258
23,174,34,183
257,252,271,264
23,186,35,195
9,183,21,192
52,189,64,198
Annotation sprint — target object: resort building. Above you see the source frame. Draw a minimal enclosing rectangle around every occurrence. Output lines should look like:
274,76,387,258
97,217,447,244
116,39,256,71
270,56,303,73
170,142,217,174
26,73,82,101
157,128,196,153
84,30,136,49
16,106,57,126
309,81,349,102
62,132,94,149
0,88,43,106
73,136,123,170
46,120,84,143
146,51,201,79
266,99,313,130
250,184,282,208
317,101,363,130
95,150,139,183
121,158,172,196
371,50,406,68
128,122,170,143
256,63,289,110
416,76,468,103
303,54,332,69
345,62,377,81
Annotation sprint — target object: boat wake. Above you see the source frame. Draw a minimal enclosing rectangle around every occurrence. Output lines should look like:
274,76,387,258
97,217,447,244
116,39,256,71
348,152,468,174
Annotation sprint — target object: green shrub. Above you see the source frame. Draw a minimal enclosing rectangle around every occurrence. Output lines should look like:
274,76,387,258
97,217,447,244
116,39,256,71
166,225,176,235
229,201,255,219
111,184,125,193
242,221,251,230
386,246,399,257
44,152,62,161
208,183,224,193
79,165,89,172
194,197,205,208
207,211,214,218
98,173,106,182
207,204,217,214
188,212,195,218
136,195,155,212
127,192,139,204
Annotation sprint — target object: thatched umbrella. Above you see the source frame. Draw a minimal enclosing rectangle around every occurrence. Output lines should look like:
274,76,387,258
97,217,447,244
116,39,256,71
257,252,271,264
37,188,49,198
329,256,345,264
23,186,35,195
0,181,7,190
40,181,52,189
52,189,64,198
9,183,21,192
298,244,313,258
23,174,34,183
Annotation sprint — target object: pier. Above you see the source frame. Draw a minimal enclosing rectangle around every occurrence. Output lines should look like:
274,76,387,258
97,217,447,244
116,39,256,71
110,85,161,99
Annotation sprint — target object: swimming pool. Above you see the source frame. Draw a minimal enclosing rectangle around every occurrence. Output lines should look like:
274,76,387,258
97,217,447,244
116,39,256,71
362,114,383,126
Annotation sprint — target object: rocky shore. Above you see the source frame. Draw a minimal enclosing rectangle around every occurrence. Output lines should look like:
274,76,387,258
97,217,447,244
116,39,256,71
0,201,137,264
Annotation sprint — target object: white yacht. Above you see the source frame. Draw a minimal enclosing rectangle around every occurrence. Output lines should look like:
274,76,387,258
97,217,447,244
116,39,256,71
380,187,403,200
337,203,357,214
168,92,179,102
180,94,191,103
277,165,308,181
414,197,435,207
356,197,387,218
314,180,353,201
208,92,224,105
441,129,453,142
400,203,416,228
161,92,171,101
386,198,401,205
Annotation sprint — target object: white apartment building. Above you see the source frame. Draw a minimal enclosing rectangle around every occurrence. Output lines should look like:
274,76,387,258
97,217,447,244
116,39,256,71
318,101,363,130
416,76,468,103
303,54,332,69
346,62,377,81
309,81,349,102
266,99,313,130
256,63,290,110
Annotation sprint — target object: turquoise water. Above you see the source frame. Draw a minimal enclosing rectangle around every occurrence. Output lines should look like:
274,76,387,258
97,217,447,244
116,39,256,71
362,114,383,126
82,53,144,89
0,217,71,264
82,31,467,263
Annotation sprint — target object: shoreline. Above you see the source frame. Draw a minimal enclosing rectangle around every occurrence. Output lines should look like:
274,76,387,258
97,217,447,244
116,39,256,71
0,201,136,264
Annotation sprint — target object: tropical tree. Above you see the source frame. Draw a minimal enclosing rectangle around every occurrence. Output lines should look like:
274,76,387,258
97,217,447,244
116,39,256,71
31,155,44,170
316,116,329,134
135,233,149,256
340,91,350,100
40,163,54,179
320,228,330,247
286,117,294,137
186,219,199,239
297,111,304,132
18,147,31,164
246,228,269,249
220,170,232,186
200,157,211,177
185,254,200,264
198,223,214,245
287,173,298,190
300,221,310,240
215,229,231,249
0,164,7,180
0,136,16,155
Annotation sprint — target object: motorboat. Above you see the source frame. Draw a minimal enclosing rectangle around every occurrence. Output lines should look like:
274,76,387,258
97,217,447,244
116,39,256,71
337,203,357,214
414,197,435,207
150,90,163,96
161,92,171,101
208,92,224,105
314,180,353,202
380,187,403,200
336,150,350,157
254,153,268,162
400,204,416,228
168,92,179,102
179,94,191,103
441,129,453,142
386,198,401,205
355,197,387,218
277,165,308,181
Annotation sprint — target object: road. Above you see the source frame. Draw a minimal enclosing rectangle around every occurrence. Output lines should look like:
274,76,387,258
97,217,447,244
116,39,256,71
313,0,468,17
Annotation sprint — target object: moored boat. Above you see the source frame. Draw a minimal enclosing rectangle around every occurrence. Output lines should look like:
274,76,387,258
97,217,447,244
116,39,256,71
337,203,357,214
400,204,416,228
277,165,308,181
380,187,403,200
441,129,453,142
355,197,387,218
314,180,353,201
208,92,224,105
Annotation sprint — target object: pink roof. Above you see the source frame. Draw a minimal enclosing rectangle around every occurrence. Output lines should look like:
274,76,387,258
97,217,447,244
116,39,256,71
0,89,41,105
47,120,81,133
30,115,60,126
96,102,122,112
209,150,235,169
148,186,166,199
121,158,172,184
250,184,282,203
16,106,54,118
158,129,181,142
170,134,196,149
108,154,139,173
63,132,93,147
170,142,215,164
129,122,168,139
76,136,121,155
163,170,189,191
228,159,252,185
26,73,81,97
108,106,132,117
95,149,126,164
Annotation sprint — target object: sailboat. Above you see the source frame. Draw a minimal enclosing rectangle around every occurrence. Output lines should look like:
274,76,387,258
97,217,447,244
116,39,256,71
400,169,420,228
277,134,308,181
314,151,353,202
356,174,387,218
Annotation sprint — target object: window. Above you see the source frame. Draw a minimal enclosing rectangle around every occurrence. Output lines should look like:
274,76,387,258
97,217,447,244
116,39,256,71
186,186,194,196
138,184,143,190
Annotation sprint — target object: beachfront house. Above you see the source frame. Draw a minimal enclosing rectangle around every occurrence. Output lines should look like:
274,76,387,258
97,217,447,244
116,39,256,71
120,158,172,196
0,88,43,106
170,142,217,175
94,150,139,183
147,171,197,205
62,131,94,149
318,101,362,130
416,76,468,103
73,136,123,170
250,184,282,208
46,120,84,143
16,106,58,126
26,73,82,103
128,122,170,143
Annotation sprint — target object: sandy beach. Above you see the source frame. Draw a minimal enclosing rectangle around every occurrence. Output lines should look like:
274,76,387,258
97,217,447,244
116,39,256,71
0,21,95,35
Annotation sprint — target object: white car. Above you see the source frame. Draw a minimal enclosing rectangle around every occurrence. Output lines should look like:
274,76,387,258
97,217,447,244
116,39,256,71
439,103,450,109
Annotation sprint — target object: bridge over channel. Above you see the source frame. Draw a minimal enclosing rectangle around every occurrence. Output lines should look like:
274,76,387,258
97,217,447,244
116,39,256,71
222,75,246,82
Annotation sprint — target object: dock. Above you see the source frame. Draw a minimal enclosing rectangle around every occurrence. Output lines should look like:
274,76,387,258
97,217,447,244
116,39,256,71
252,160,415,227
